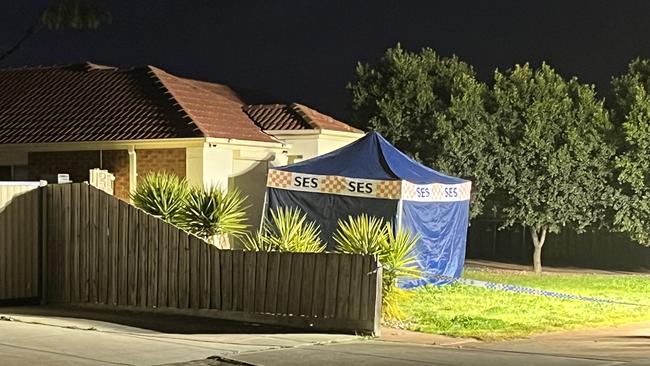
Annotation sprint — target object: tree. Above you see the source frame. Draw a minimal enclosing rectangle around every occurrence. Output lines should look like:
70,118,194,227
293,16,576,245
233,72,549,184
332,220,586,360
491,63,615,273
611,58,650,246
0,0,110,62
348,44,497,218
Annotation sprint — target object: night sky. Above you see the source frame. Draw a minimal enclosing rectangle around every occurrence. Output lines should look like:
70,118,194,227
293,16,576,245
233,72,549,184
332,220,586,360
2,1,650,120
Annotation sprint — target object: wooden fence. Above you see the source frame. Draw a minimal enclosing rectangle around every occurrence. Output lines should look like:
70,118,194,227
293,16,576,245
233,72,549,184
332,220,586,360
0,183,41,302
467,220,650,271
43,183,382,334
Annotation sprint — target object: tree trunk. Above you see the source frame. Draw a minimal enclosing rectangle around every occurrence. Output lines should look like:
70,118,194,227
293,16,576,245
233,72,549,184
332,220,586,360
530,226,548,274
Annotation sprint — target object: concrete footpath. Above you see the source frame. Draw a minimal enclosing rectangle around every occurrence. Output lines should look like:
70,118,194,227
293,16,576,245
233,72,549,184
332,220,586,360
1,306,649,365
189,323,650,366
0,306,359,365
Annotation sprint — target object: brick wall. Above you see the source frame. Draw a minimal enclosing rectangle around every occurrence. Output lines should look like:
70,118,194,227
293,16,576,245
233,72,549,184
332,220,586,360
102,150,130,201
29,151,100,183
136,148,186,182
28,150,132,201
28,148,187,201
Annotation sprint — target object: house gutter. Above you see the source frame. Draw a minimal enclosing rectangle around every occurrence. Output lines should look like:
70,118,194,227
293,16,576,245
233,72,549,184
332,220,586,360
0,136,288,152
264,129,363,140
0,137,209,152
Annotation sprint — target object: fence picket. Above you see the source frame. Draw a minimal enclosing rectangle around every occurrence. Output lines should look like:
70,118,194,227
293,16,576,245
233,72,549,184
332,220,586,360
127,205,138,306
109,196,119,306
288,253,303,315
137,209,148,307
98,191,108,304
189,235,200,309
232,250,244,312
324,254,340,318
299,253,315,316
264,252,280,314
243,250,257,313
70,184,80,303
200,240,210,309
168,225,179,308
178,232,190,308
210,246,221,310
158,220,168,308
336,254,352,319
254,251,268,313
147,214,158,308
118,201,129,306
220,250,232,311
311,254,327,317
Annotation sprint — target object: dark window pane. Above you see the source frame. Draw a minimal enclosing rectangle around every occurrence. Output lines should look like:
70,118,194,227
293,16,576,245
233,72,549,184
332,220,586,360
0,166,11,180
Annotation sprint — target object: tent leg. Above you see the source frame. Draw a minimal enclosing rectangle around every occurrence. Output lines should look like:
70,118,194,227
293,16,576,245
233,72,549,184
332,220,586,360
259,190,269,231
396,198,404,232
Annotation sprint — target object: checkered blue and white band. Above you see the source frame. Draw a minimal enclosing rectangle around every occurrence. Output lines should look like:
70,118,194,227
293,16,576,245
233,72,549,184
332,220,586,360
266,169,471,202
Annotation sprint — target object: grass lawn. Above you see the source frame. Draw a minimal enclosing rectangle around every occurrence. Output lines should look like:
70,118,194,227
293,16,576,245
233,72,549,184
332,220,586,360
400,267,650,340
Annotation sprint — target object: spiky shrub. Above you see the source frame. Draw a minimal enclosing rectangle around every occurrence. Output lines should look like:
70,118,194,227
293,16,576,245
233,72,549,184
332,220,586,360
131,171,189,224
179,186,249,248
244,207,325,253
333,214,420,321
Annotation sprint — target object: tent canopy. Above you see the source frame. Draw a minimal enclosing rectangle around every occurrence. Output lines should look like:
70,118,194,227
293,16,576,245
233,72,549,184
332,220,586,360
266,131,471,287
276,131,466,185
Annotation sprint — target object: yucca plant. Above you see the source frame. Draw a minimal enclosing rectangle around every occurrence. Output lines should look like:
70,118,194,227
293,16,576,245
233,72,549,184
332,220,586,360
333,214,388,254
244,207,325,253
381,226,421,321
131,171,189,224
333,214,421,321
179,186,249,248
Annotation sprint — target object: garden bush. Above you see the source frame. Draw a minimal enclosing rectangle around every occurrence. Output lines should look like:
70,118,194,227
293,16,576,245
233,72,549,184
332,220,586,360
333,214,421,321
244,206,325,253
178,185,249,248
131,171,189,224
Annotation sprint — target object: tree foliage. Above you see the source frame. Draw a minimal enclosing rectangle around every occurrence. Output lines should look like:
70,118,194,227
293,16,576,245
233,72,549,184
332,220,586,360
0,0,110,62
40,0,111,31
611,58,650,246
491,63,616,271
348,44,497,218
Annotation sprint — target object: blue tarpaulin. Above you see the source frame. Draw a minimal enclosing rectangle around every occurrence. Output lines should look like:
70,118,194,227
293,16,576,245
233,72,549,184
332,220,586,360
265,131,471,287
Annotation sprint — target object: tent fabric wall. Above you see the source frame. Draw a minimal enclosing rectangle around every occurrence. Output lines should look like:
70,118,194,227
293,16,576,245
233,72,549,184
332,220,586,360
268,188,398,249
399,200,470,287
263,131,471,287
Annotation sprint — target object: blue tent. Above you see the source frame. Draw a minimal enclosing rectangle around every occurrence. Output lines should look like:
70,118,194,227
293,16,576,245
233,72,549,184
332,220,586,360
264,131,471,287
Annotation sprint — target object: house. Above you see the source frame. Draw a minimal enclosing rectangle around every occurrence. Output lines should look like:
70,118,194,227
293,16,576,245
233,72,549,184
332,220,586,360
0,62,362,230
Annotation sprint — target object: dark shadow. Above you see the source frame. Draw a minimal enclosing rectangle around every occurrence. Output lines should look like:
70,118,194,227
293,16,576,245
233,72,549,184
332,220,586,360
0,187,41,303
0,305,312,334
614,335,650,340
0,298,40,307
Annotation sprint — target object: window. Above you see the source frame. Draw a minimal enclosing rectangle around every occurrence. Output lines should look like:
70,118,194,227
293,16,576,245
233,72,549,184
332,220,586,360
0,165,29,181
0,166,10,180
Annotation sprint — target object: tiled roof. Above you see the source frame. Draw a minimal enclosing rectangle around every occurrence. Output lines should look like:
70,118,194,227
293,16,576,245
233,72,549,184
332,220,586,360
149,67,274,142
243,103,361,133
0,62,276,144
243,104,311,130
